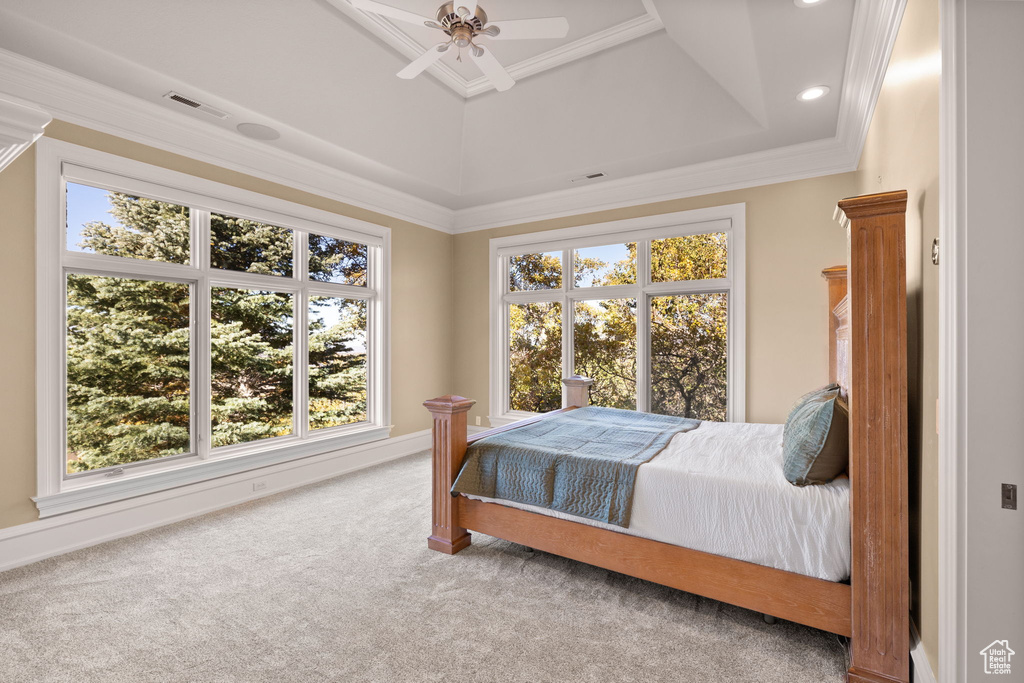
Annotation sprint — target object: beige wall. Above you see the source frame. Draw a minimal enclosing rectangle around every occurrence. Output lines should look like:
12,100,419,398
0,149,38,531
851,0,940,672
453,175,860,427
0,120,454,531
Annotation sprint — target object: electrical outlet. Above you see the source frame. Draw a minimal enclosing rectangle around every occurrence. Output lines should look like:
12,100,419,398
252,480,267,493
476,416,481,426
1002,483,1017,510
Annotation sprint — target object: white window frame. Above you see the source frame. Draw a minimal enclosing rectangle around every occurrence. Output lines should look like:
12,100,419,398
34,138,391,517
488,204,745,426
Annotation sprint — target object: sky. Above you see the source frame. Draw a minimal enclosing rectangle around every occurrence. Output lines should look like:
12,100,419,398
573,242,633,287
66,182,120,252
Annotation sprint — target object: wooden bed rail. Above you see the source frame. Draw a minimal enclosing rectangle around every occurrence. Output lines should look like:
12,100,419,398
424,377,593,555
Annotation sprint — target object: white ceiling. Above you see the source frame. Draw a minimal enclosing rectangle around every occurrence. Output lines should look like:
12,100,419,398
0,0,877,216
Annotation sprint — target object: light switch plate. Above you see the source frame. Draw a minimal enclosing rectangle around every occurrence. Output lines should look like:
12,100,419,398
1003,483,1017,510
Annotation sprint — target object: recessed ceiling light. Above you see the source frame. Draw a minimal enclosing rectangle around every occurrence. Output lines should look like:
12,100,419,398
236,122,280,141
797,85,830,101
794,0,827,7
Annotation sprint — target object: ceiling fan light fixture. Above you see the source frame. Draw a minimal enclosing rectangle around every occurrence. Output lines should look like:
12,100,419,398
358,0,567,93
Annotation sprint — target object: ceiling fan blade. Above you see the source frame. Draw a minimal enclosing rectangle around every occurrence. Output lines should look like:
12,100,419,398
397,43,449,79
487,17,569,40
455,1,478,20
350,0,434,26
470,45,515,92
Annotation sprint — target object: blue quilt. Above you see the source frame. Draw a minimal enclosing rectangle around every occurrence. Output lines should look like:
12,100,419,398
452,406,700,527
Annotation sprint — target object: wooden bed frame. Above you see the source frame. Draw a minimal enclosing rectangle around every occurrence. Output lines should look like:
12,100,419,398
424,191,910,683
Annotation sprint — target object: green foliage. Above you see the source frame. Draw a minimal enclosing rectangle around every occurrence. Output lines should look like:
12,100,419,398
508,301,562,413
309,235,368,286
573,299,636,410
507,237,728,420
651,233,727,282
66,190,367,473
509,252,562,291
66,275,190,472
650,293,728,421
211,214,293,277
308,297,367,429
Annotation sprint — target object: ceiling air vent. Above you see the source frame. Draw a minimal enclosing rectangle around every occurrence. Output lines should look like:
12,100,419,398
569,172,607,183
163,91,229,120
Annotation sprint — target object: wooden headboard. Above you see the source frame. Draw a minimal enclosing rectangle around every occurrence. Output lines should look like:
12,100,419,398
821,265,850,399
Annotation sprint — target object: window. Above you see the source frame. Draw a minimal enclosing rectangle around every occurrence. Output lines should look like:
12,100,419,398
491,206,744,425
37,140,390,515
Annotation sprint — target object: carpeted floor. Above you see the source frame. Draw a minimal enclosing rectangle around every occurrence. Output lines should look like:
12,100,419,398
0,452,848,682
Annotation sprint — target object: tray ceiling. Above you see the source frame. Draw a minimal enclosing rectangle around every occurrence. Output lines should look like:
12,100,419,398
0,0,899,222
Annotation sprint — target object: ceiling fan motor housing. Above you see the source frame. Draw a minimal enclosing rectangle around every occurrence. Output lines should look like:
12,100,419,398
437,2,487,34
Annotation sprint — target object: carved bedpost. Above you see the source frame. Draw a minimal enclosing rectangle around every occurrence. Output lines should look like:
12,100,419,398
423,395,475,555
835,192,910,683
821,265,848,386
562,375,594,408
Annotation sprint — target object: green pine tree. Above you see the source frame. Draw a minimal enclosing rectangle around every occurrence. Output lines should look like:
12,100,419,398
66,192,367,473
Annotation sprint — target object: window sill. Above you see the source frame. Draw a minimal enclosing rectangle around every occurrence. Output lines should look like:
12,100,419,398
34,424,391,518
487,412,540,427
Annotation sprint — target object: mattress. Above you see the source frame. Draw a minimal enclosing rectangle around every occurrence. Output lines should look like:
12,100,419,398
464,421,851,582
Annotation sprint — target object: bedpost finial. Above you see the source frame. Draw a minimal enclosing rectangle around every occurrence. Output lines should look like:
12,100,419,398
423,395,476,415
562,376,594,408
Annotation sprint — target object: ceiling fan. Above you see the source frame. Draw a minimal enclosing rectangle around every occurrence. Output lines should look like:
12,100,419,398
350,0,570,92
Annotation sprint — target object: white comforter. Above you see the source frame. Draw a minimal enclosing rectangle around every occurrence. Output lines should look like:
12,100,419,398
465,421,851,582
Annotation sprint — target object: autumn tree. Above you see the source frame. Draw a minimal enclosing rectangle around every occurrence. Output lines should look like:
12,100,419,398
507,233,728,420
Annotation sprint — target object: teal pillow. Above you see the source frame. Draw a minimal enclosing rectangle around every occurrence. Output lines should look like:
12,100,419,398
783,384,849,486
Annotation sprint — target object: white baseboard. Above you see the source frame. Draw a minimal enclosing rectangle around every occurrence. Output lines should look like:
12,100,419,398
0,429,431,574
911,620,938,683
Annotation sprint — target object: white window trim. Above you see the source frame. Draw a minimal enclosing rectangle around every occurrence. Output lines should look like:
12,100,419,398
34,138,391,517
488,204,745,426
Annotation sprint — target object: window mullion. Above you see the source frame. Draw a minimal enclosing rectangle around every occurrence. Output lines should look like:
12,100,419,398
637,240,652,412
296,232,309,440
194,209,212,460
562,249,572,408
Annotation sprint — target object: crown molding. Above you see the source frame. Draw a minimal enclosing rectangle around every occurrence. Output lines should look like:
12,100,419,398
835,0,908,161
0,93,51,173
329,0,662,98
451,137,855,233
0,48,456,233
450,0,907,233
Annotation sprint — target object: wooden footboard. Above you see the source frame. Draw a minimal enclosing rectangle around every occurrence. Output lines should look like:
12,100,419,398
424,377,853,636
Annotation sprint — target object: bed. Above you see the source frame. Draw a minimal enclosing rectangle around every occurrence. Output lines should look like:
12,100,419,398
424,191,910,683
